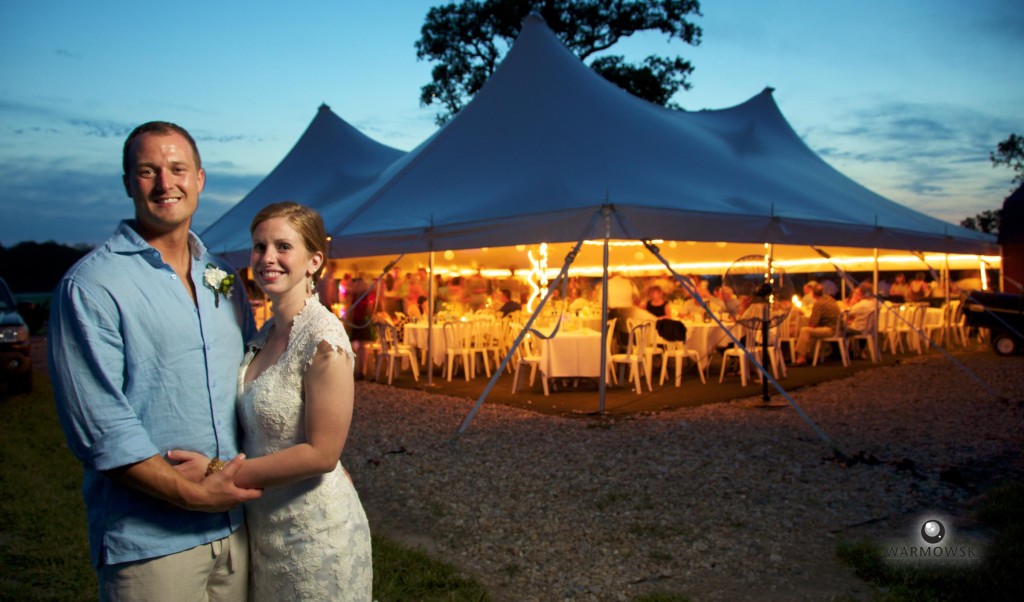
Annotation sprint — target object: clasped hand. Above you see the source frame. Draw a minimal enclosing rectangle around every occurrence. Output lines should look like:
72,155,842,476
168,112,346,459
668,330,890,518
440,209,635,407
167,450,262,511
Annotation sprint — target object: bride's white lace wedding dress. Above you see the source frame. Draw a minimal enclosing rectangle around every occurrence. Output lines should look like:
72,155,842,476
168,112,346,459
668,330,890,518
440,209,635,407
238,296,372,601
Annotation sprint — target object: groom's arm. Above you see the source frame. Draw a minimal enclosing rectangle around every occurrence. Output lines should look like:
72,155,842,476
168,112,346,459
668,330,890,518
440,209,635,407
107,454,261,512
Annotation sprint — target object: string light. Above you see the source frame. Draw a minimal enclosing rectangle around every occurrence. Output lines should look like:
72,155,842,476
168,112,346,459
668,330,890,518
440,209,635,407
525,243,549,312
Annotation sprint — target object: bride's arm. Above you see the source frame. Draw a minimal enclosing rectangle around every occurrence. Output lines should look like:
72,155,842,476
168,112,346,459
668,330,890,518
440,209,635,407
232,341,354,489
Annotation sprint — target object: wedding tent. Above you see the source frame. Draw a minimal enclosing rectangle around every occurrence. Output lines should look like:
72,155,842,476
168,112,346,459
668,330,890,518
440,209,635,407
202,13,998,276
310,13,996,270
201,104,405,264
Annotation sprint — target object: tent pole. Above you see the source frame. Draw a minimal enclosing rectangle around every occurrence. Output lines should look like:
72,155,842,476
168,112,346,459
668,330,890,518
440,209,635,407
598,210,611,414
873,248,880,362
426,245,435,387
944,253,951,344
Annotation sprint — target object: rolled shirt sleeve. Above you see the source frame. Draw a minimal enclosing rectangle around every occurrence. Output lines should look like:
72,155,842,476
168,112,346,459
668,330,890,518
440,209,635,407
47,222,249,567
50,277,161,471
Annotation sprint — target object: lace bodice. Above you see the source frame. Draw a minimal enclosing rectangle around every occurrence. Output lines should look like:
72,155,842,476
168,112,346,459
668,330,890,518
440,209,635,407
238,295,371,601
239,296,354,456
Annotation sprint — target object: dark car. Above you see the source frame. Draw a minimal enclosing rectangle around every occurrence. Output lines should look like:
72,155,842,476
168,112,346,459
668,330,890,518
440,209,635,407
960,290,1024,356
0,277,33,393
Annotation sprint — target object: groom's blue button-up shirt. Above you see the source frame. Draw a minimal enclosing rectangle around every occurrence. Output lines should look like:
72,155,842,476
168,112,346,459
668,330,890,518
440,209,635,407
48,221,255,567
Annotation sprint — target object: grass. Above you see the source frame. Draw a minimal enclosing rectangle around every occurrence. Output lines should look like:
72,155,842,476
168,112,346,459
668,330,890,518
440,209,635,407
0,372,490,601
6,369,1022,601
836,483,1024,600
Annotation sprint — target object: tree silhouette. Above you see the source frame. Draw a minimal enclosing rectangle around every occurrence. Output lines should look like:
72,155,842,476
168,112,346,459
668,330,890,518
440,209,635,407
416,0,702,125
960,210,1001,236
990,133,1023,188
0,241,91,293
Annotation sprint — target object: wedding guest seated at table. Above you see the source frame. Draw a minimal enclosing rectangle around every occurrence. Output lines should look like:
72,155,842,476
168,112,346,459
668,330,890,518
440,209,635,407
405,295,427,320
644,285,673,319
500,266,524,306
907,272,930,302
651,274,677,299
887,272,910,302
567,286,589,313
821,277,839,298
926,278,957,306
845,283,876,357
678,280,715,321
876,276,891,298
712,285,741,316
496,288,522,316
800,280,819,308
792,284,841,366
642,285,687,343
841,279,870,309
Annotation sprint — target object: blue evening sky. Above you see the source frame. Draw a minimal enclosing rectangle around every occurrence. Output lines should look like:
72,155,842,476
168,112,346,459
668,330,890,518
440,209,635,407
1,0,1021,246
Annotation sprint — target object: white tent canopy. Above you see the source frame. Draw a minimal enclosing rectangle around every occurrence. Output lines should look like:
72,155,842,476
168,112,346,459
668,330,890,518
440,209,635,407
201,104,405,264
317,13,995,262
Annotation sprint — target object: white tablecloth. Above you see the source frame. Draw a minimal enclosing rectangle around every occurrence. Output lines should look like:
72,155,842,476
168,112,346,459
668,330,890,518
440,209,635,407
403,322,446,366
680,321,739,367
538,328,603,378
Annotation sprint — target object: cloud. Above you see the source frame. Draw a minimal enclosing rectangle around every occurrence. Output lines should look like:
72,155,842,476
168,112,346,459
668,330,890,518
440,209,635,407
67,118,134,139
0,155,263,247
800,99,1016,221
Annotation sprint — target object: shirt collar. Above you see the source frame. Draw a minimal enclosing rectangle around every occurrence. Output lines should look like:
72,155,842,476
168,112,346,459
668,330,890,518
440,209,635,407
107,220,206,261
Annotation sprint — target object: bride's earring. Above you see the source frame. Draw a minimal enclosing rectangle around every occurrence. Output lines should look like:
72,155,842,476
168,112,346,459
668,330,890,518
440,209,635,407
306,275,313,294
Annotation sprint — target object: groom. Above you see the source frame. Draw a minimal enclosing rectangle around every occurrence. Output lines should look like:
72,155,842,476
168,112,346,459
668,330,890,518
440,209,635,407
48,121,261,600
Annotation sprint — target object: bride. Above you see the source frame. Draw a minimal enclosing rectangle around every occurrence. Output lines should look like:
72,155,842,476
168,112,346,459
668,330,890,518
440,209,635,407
172,201,372,600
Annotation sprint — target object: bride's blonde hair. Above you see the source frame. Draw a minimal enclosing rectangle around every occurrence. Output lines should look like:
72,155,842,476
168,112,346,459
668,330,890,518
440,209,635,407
250,201,329,283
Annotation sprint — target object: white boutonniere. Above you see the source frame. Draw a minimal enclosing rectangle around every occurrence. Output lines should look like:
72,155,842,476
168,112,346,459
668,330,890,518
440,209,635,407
203,263,235,307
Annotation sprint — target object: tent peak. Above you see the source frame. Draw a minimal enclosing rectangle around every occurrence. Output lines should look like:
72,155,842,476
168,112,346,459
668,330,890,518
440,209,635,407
318,103,331,112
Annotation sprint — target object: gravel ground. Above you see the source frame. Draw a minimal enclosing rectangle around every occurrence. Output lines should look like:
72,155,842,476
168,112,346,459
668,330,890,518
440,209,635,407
345,351,1024,601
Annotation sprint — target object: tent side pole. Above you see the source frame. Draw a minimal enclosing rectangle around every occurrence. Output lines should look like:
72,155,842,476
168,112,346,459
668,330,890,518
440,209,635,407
599,233,610,414
873,248,880,361
426,246,435,386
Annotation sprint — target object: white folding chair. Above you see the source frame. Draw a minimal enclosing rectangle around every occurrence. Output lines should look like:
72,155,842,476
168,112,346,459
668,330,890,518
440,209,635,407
660,342,706,386
881,302,904,354
610,321,652,394
510,325,548,395
903,303,930,354
923,302,951,348
373,322,420,385
847,307,880,363
812,311,851,367
442,321,473,381
719,322,782,386
467,319,499,378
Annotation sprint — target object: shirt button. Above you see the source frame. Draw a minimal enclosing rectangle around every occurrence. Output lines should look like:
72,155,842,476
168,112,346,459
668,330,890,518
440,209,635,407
171,274,178,280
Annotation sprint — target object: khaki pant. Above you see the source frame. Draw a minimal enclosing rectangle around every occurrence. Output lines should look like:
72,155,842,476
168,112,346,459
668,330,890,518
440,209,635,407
796,325,835,357
99,528,248,602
